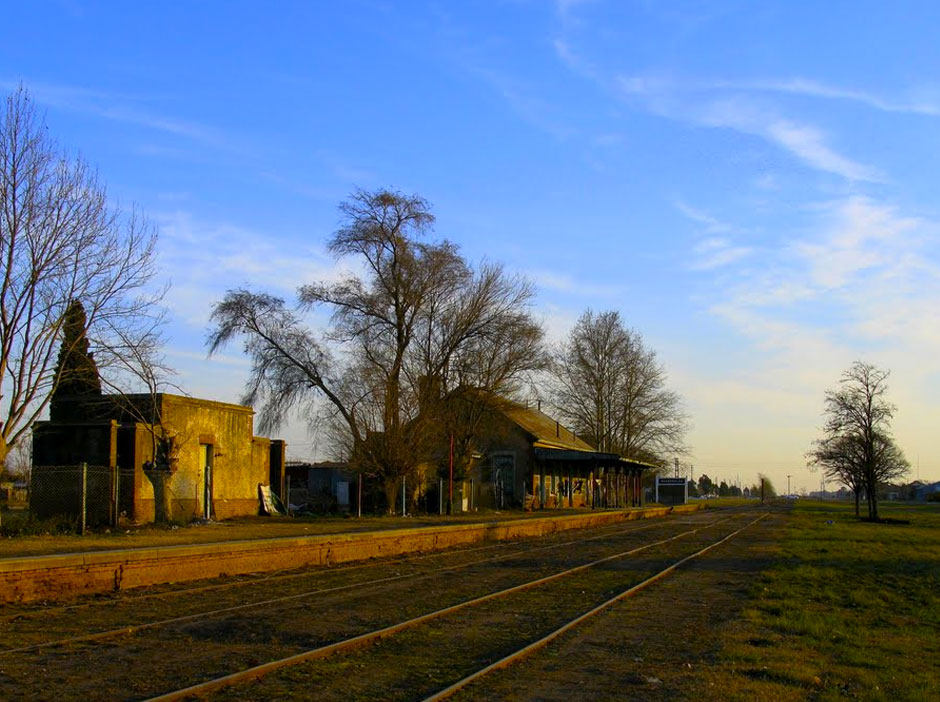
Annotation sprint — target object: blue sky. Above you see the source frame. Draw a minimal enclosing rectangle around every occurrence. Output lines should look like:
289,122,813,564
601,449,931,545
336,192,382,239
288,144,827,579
4,0,940,491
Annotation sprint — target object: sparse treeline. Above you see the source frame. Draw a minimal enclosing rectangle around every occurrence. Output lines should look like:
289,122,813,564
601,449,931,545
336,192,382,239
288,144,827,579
209,189,690,512
690,474,772,498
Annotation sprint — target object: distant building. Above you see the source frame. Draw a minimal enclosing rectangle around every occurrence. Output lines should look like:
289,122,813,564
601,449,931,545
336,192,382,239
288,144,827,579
284,460,359,512
31,393,285,524
913,480,940,501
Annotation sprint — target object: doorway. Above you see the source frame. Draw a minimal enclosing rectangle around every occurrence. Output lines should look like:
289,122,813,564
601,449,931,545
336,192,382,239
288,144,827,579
200,444,213,519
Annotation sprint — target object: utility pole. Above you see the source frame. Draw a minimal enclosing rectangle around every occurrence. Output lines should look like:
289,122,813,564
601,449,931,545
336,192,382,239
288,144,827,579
787,474,791,497
674,457,679,478
448,434,454,515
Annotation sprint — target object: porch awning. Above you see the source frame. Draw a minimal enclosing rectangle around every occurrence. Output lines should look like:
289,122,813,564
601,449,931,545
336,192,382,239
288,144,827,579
533,446,653,471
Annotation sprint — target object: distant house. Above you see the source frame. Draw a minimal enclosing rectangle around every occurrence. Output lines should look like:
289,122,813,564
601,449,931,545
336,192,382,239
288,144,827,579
472,403,654,510
31,393,285,524
913,480,940,501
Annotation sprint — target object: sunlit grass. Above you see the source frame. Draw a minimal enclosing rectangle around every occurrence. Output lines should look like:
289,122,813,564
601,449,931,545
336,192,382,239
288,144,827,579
710,500,940,701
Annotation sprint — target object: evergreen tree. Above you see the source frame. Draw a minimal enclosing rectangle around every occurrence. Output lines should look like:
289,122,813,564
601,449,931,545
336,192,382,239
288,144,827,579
51,300,102,399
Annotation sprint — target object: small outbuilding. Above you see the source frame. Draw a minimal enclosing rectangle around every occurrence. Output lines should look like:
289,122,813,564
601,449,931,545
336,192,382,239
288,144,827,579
31,392,285,524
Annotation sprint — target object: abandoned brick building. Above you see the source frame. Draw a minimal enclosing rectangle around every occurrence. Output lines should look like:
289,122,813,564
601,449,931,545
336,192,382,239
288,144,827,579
32,393,285,524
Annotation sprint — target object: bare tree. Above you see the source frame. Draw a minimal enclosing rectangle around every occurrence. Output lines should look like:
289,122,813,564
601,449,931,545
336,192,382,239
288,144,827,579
0,87,162,465
209,189,544,513
807,361,908,520
100,324,182,523
551,310,688,465
411,263,546,509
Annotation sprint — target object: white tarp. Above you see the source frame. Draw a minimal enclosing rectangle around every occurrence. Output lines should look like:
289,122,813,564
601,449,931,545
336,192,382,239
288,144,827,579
258,484,287,515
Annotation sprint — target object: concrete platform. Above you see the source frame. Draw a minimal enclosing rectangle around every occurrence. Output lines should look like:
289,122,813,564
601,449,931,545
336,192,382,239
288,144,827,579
0,504,703,603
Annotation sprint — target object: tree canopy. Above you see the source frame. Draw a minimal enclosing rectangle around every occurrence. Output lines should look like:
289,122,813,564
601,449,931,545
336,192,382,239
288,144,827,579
0,87,162,464
550,309,688,466
50,301,102,400
807,361,908,519
209,189,544,511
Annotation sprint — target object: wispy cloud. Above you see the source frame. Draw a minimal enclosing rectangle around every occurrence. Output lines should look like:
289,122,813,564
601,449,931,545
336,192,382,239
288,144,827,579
467,63,576,140
718,77,940,117
156,210,351,328
691,237,752,270
547,53,885,182
2,79,226,148
675,200,732,234
710,196,940,373
764,118,881,182
554,0,596,24
528,269,628,299
675,201,752,270
552,38,599,81
659,89,884,182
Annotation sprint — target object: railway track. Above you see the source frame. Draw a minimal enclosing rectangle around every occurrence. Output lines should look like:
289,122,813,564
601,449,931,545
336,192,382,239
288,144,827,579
422,513,768,702
0,508,767,702
0,511,721,654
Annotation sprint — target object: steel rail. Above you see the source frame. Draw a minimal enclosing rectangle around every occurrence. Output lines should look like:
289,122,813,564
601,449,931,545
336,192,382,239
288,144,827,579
0,511,723,656
0,507,713,623
138,512,745,702
421,512,770,702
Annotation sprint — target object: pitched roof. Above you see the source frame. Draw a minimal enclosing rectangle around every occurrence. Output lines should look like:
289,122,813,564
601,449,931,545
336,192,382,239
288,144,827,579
502,404,596,453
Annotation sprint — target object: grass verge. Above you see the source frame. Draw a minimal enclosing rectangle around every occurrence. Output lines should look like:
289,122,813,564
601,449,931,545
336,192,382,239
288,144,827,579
703,500,940,701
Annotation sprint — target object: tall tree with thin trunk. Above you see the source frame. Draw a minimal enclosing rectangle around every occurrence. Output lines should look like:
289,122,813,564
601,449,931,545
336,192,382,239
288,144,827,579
807,361,908,520
208,189,543,512
551,310,688,465
0,87,162,465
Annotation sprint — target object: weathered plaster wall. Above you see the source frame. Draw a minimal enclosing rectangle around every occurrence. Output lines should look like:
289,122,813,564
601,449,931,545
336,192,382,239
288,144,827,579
122,396,268,522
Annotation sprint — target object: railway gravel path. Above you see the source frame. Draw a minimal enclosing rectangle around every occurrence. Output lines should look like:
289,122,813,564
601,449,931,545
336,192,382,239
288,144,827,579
0,507,770,702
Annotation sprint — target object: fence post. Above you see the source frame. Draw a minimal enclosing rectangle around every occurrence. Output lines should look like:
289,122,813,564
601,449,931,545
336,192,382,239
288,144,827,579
80,462,88,536
111,463,119,528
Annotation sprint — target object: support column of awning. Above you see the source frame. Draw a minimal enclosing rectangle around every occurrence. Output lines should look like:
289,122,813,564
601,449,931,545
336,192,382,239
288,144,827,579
532,447,654,510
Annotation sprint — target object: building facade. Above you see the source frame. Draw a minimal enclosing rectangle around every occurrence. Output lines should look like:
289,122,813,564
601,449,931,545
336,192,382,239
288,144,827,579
32,393,285,524
473,404,652,511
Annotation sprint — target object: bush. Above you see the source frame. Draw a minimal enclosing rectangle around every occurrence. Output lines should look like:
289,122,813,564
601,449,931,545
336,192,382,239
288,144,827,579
0,510,79,536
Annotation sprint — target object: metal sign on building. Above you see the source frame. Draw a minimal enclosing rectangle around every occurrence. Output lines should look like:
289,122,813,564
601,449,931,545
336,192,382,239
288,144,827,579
655,476,688,505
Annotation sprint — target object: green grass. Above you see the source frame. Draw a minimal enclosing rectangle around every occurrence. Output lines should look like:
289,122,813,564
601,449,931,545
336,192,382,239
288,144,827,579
713,500,940,701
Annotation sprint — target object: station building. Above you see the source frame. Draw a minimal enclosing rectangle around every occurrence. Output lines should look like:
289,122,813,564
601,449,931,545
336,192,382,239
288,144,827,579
475,403,653,510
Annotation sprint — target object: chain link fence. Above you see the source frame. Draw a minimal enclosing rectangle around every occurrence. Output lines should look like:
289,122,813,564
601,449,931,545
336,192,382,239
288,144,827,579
29,464,134,532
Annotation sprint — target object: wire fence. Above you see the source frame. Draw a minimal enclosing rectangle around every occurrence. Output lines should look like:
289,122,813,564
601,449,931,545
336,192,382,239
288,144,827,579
29,464,133,533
